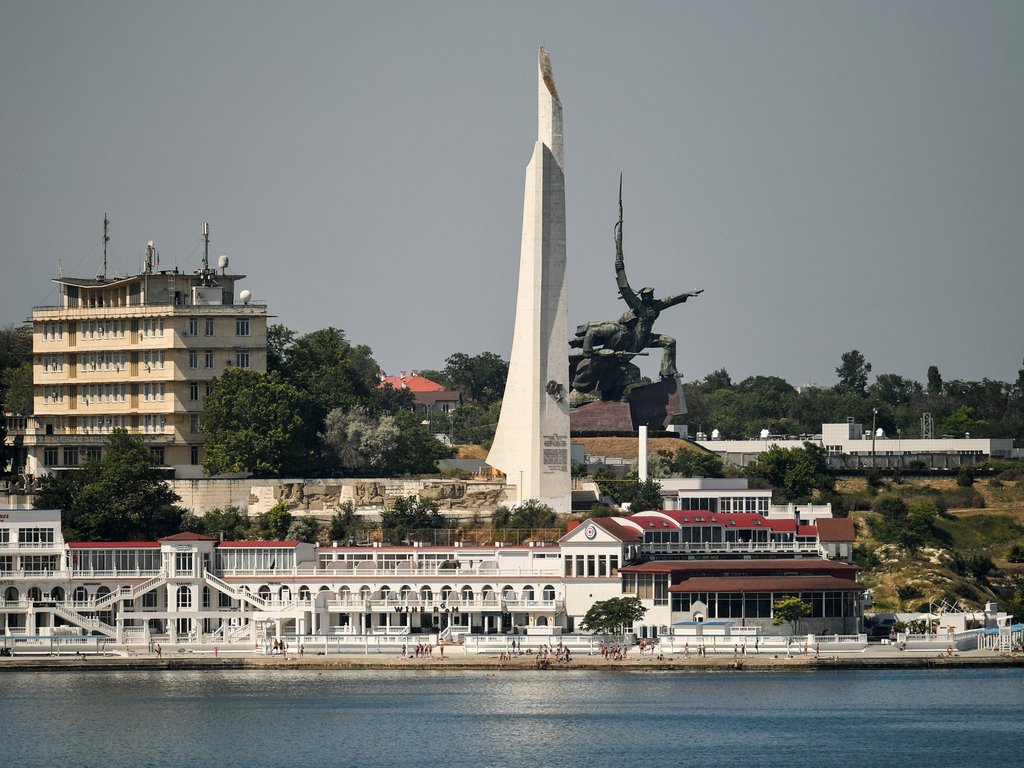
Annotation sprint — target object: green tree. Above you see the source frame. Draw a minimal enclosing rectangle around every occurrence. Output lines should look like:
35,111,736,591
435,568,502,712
506,499,557,530
200,368,316,477
835,350,872,395
321,407,451,476
327,502,361,543
746,444,834,503
652,446,724,478
939,405,986,438
286,516,322,544
927,365,943,395
871,496,935,554
252,501,293,540
278,327,380,419
380,496,449,543
34,429,184,541
265,323,296,373
436,351,508,406
181,505,251,540
579,596,647,637
0,362,32,416
772,595,812,633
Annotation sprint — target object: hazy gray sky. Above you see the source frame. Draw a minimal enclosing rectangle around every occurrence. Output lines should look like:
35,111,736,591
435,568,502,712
3,1,1022,388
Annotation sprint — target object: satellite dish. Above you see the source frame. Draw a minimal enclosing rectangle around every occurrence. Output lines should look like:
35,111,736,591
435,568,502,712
711,429,721,440
218,254,229,269
876,427,885,438
759,428,770,440
240,289,251,305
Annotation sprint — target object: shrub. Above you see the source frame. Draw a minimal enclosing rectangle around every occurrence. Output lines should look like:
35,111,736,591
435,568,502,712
896,584,922,601
940,486,985,511
957,467,975,487
1007,544,1024,564
947,550,995,581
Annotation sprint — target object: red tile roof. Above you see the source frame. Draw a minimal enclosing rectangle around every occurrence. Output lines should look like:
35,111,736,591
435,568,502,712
159,532,217,542
379,374,445,392
68,541,161,548
815,517,856,542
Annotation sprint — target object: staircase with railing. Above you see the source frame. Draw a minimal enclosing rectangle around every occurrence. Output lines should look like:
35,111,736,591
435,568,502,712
204,570,270,609
51,603,117,638
93,572,167,610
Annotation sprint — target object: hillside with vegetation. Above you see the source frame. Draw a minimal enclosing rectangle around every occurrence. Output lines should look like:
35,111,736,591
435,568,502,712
842,467,1024,620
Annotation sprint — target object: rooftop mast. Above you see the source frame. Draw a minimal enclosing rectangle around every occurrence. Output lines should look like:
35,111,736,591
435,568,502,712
102,214,110,280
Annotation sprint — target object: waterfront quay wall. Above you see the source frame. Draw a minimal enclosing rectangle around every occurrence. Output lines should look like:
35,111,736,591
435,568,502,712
1,652,1021,674
167,478,512,519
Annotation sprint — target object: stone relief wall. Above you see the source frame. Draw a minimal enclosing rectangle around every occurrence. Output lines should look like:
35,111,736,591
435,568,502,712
247,479,512,519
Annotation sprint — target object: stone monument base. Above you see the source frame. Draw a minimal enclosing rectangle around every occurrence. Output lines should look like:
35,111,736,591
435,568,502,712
571,377,685,432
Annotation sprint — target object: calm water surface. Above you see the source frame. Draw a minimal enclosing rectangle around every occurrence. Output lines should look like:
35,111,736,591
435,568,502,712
1,668,1021,768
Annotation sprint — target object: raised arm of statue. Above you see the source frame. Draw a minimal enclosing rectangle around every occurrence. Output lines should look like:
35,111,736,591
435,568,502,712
655,289,704,310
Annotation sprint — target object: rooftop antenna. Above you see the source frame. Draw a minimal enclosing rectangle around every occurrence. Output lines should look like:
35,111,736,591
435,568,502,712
145,240,155,274
102,214,110,280
200,222,216,285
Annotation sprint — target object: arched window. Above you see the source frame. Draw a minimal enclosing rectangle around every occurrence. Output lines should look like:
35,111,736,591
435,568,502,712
542,585,556,601
257,585,271,601
521,585,535,601
176,586,192,609
440,585,453,601
279,585,291,601
96,586,111,598
339,586,351,601
359,586,371,601
399,585,412,601
420,586,433,603
202,586,211,608
481,585,495,604
299,585,311,600
502,585,516,600
379,585,392,601
536,616,549,626
461,585,475,601
27,587,42,601
50,586,65,601
4,586,20,601
71,586,87,602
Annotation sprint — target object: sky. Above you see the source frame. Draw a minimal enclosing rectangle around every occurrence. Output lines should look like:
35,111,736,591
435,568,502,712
2,1,1023,389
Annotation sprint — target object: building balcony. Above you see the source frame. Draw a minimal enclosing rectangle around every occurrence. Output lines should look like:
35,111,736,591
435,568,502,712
641,540,821,556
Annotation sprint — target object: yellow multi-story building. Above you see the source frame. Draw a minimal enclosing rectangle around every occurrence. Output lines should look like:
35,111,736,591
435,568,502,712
26,237,267,478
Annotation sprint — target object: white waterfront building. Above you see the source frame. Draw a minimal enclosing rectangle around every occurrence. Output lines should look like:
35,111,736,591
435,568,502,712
0,495,860,649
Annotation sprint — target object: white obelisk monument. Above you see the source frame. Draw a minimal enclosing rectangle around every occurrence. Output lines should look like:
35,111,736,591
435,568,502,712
487,47,571,514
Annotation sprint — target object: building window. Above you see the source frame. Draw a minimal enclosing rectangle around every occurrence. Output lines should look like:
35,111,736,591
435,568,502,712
187,318,198,336
205,317,215,336
191,446,200,465
236,317,250,336
63,447,79,467
190,415,200,433
205,350,214,369
84,447,102,462
189,350,199,369
44,447,58,466
235,349,250,369
176,585,192,608
150,447,165,465
205,382,213,397
189,382,200,401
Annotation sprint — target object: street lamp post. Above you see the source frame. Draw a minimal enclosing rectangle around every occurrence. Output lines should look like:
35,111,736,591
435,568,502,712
871,408,878,469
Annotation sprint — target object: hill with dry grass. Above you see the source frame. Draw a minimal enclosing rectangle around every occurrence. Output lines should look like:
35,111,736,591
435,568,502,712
844,474,1024,613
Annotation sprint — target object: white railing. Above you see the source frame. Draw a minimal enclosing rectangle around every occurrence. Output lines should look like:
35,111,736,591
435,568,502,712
51,603,116,637
642,540,820,555
222,565,563,579
324,596,561,613
203,571,268,609
69,569,162,579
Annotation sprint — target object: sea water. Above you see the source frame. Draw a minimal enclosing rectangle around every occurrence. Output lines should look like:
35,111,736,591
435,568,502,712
1,668,1021,768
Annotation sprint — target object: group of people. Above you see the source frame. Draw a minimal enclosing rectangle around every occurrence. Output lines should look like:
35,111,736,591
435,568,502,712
401,643,442,659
